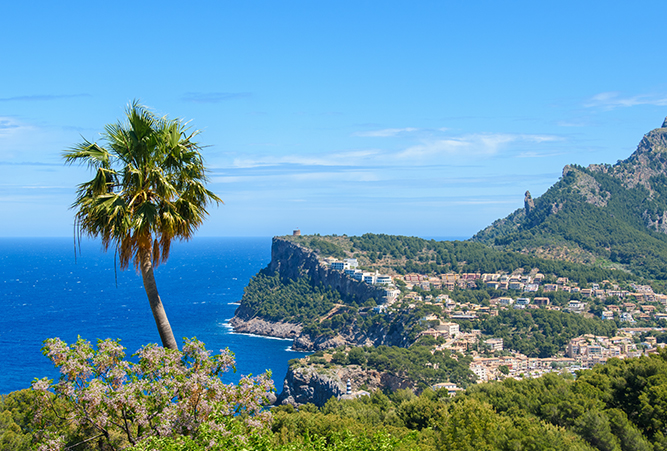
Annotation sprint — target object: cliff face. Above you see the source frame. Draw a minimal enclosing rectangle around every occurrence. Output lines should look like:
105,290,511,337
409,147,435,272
268,237,386,303
277,366,346,407
231,237,389,350
276,364,415,407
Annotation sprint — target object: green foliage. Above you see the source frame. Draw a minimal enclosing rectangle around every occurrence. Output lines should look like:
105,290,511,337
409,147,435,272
347,347,366,365
332,344,476,389
462,350,667,450
475,163,667,281
272,389,595,450
350,233,632,284
330,351,348,365
239,270,344,323
0,389,57,451
10,349,667,450
289,236,348,259
475,308,617,358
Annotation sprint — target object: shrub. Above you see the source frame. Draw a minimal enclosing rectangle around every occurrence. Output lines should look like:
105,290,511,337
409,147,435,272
32,337,273,450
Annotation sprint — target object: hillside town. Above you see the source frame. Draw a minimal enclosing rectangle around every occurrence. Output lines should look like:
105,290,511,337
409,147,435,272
322,256,667,324
323,256,667,386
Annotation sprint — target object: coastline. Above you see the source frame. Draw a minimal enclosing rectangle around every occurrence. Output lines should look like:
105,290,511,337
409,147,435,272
227,316,302,340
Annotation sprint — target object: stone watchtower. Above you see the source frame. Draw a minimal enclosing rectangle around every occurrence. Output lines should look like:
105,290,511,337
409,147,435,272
293,229,301,236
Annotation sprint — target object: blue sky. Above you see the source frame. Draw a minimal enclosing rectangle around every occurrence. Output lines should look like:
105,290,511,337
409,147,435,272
2,1,667,238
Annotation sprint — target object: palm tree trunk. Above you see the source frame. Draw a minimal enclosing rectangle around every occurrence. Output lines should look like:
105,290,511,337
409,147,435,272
139,248,179,350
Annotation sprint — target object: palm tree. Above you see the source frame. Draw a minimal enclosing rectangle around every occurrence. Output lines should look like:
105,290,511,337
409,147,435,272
64,101,222,350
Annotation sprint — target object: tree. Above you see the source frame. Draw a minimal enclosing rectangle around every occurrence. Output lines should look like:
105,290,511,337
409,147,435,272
64,101,221,349
32,337,273,450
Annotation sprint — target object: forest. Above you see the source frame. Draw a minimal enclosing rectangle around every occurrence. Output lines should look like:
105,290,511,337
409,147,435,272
474,164,667,283
238,269,346,323
348,232,635,286
6,347,667,450
305,342,477,390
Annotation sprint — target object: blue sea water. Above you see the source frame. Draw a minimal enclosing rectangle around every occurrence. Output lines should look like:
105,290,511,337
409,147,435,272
0,237,308,395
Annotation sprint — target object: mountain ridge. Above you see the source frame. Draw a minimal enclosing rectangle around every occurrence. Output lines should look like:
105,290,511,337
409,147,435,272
472,117,667,281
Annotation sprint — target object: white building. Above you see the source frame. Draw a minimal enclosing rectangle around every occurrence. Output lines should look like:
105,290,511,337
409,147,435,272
376,274,393,285
331,261,347,270
470,364,487,382
331,258,359,271
497,297,515,306
485,338,504,351
436,322,460,338
351,270,364,281
345,258,358,268
385,289,401,301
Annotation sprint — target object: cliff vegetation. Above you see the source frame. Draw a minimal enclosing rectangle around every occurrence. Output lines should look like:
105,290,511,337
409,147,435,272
474,118,667,282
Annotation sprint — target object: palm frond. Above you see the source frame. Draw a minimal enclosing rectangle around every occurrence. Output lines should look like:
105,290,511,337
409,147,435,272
65,100,222,270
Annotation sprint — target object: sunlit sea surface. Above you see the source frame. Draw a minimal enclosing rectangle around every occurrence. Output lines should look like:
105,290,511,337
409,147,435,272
0,237,309,394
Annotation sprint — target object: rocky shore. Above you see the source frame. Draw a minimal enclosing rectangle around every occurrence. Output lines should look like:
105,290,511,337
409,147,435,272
228,316,301,339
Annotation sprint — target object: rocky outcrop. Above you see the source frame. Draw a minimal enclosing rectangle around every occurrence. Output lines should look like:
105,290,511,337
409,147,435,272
604,121,667,192
268,237,387,303
228,316,301,339
570,169,610,207
276,364,415,406
524,191,535,216
230,237,389,349
642,210,667,234
277,366,347,407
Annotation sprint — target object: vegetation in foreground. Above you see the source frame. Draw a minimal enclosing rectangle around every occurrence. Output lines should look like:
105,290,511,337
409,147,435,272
3,339,667,450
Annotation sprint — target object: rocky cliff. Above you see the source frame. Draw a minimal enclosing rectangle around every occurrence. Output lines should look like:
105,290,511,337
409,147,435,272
268,237,387,302
228,314,301,339
230,237,388,349
276,363,415,407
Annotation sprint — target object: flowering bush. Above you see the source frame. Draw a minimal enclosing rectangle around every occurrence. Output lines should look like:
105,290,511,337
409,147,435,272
32,337,273,450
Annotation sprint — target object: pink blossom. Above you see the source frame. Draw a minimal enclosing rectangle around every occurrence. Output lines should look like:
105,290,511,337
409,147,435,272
33,337,274,449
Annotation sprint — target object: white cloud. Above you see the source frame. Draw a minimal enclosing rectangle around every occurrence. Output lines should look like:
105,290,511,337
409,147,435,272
227,149,381,169
584,91,667,109
0,117,31,137
215,130,562,174
0,117,41,159
397,133,560,159
213,170,379,184
354,127,418,137
556,120,587,127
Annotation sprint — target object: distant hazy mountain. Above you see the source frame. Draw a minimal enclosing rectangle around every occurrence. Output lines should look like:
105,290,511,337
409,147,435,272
472,118,667,280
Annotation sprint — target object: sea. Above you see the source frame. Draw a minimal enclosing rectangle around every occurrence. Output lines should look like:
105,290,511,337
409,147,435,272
0,237,310,395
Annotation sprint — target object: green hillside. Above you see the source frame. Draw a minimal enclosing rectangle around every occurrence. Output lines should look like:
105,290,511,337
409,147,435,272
473,118,667,280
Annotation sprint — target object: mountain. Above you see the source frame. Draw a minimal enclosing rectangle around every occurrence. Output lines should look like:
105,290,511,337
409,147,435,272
472,118,667,281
